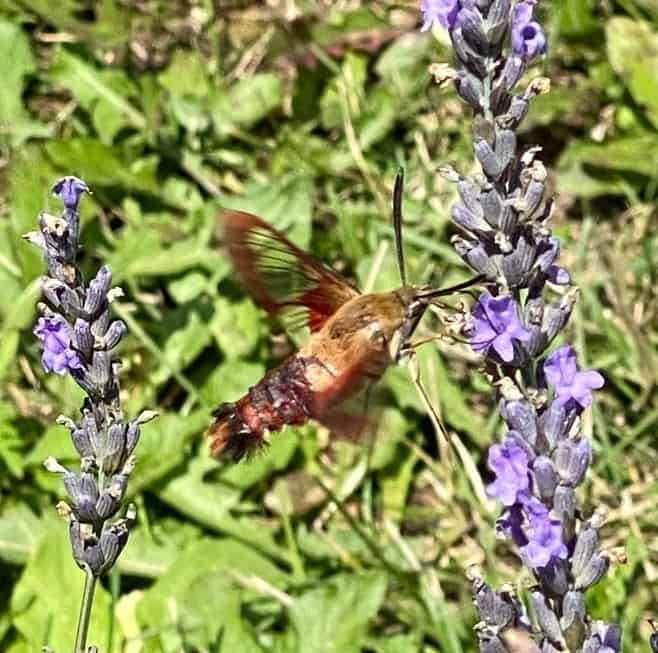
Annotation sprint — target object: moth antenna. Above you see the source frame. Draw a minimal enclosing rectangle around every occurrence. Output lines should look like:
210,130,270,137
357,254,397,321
392,168,407,287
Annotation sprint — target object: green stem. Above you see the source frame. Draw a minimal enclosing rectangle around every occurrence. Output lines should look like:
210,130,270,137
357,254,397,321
74,566,97,653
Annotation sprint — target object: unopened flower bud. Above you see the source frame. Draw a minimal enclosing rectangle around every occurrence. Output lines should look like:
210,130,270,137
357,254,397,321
98,520,130,575
480,186,505,228
459,8,487,52
553,485,576,543
97,320,127,351
90,350,112,392
473,579,517,629
453,204,493,234
554,438,590,487
501,399,538,446
533,456,557,503
83,266,112,317
65,472,100,522
453,237,500,278
451,28,486,76
101,422,126,474
574,552,610,590
538,558,569,596
531,591,564,648
74,318,93,359
561,590,586,652
538,401,568,449
455,71,483,109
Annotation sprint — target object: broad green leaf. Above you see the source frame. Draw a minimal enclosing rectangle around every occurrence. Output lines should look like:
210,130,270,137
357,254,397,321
118,526,183,579
226,175,313,248
212,73,282,136
0,328,20,382
156,448,284,557
11,525,117,652
0,278,41,330
128,409,209,494
558,134,658,197
7,149,57,281
6,638,32,653
0,426,24,481
200,359,265,408
136,537,290,637
0,504,53,564
50,48,145,138
137,566,263,653
45,139,159,193
359,86,398,150
555,0,599,38
219,425,299,489
272,128,353,177
375,33,429,95
310,7,389,47
320,52,368,130
287,572,388,653
167,271,209,304
158,49,211,98
366,632,423,653
369,408,408,471
210,297,263,360
607,17,658,129
378,441,416,522
156,452,243,528
152,310,213,385
26,423,76,467
0,20,48,146
107,215,222,282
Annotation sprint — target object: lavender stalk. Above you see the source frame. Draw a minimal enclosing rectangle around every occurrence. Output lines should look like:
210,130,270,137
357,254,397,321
422,2,621,651
25,177,156,653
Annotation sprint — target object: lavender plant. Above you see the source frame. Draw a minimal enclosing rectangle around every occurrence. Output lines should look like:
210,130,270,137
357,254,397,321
422,1,620,651
25,177,156,652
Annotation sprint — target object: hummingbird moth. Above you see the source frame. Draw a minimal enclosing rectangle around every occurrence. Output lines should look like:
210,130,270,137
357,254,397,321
209,172,482,461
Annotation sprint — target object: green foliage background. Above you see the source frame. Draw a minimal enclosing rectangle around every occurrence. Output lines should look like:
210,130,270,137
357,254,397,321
0,1,657,651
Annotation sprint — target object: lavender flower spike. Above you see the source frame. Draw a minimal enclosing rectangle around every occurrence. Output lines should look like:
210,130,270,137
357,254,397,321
28,176,156,652
422,0,619,650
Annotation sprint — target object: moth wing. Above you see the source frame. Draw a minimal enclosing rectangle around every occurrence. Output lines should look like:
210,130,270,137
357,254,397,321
220,210,360,332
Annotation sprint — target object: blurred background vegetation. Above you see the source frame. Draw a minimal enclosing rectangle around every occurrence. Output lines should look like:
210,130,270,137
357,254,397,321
0,1,657,651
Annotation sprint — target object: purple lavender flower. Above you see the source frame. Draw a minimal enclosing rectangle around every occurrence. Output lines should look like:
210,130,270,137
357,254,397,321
587,622,622,653
470,292,532,362
520,497,568,569
498,503,526,546
420,0,461,31
547,265,570,285
51,176,90,212
486,437,530,505
34,316,83,375
511,1,547,61
544,345,604,408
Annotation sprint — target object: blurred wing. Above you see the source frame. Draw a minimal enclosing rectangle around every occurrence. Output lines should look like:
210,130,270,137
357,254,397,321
220,210,360,332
